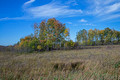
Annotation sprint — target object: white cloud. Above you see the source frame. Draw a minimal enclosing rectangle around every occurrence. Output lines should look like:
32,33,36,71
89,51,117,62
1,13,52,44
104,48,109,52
24,0,35,5
86,0,120,20
101,14,120,21
66,22,72,24
0,17,25,21
83,23,96,26
26,2,83,18
79,19,87,22
66,0,78,6
0,17,9,21
0,1,83,21
97,2,120,16
1,0,120,21
105,3,120,14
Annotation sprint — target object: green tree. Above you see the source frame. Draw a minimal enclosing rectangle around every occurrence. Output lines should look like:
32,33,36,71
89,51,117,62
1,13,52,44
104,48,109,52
34,18,69,50
65,40,75,49
104,28,113,44
88,29,95,45
76,29,87,45
98,30,105,45
116,31,120,43
94,29,99,45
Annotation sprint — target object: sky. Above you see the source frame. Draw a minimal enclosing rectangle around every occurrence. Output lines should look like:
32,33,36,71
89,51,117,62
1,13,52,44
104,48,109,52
0,0,120,46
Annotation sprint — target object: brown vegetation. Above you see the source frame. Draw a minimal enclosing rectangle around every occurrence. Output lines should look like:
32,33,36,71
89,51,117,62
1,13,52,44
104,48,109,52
0,45,120,80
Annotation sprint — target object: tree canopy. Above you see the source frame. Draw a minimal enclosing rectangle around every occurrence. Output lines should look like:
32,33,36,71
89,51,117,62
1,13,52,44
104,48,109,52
15,18,71,52
76,28,120,45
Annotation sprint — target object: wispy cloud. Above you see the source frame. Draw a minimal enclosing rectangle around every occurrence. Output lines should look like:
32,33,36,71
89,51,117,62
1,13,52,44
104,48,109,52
0,0,36,21
66,22,72,24
65,0,78,6
101,14,120,21
24,0,35,5
1,0,120,22
0,17,9,21
0,0,82,21
86,0,120,20
0,17,25,21
79,19,87,22
26,2,82,18
82,23,96,26
105,2,120,14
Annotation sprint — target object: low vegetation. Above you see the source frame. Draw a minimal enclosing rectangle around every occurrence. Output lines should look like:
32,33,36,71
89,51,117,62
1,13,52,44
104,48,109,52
0,45,120,80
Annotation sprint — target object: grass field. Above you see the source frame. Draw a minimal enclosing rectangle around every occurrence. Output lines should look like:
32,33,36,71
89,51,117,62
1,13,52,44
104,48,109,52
0,45,120,80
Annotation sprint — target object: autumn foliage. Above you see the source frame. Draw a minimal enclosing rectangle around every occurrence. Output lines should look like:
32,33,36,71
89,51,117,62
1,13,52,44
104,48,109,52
15,18,71,52
14,18,120,52
76,28,120,45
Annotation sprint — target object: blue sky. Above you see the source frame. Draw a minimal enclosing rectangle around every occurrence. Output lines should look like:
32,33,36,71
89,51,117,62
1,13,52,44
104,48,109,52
0,0,120,46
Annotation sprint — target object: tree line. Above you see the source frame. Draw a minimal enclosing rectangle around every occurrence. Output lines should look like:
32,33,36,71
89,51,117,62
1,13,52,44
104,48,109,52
13,18,120,52
76,28,120,45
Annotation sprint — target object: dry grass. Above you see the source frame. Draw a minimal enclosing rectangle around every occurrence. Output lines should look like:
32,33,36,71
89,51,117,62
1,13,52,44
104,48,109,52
0,45,120,80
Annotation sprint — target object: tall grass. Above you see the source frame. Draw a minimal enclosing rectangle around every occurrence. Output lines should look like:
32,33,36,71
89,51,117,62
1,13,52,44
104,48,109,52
0,45,120,80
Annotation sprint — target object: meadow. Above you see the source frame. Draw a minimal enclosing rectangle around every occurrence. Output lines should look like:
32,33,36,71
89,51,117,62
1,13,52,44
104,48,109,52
0,45,120,80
